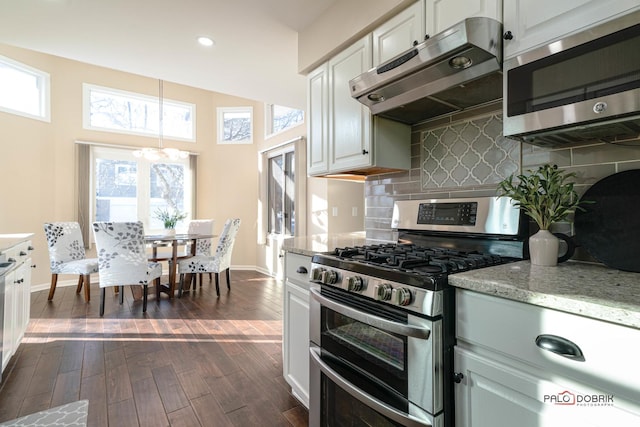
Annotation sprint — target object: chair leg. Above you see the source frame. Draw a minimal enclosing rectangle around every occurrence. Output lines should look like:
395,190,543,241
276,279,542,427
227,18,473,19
143,284,148,312
208,273,213,282
226,269,231,290
191,274,196,291
100,288,106,316
156,277,161,302
119,286,124,304
214,273,220,297
48,274,59,301
83,275,91,302
178,274,185,298
199,273,203,287
76,276,83,294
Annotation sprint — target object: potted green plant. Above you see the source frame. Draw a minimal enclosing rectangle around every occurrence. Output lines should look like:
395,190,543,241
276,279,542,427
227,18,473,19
154,207,187,234
497,164,587,266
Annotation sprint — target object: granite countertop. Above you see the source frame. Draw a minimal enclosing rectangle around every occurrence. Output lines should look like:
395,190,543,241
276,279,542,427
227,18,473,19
448,260,640,330
282,231,391,257
0,233,34,254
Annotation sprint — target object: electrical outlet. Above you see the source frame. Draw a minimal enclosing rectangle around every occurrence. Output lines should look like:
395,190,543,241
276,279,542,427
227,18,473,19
352,207,358,216
332,207,338,217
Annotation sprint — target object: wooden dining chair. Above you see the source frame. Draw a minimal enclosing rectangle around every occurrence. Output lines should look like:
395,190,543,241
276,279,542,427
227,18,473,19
43,222,99,302
92,221,162,316
177,218,241,297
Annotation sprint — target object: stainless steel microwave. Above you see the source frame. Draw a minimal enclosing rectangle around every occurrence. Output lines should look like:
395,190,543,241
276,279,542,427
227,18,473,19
503,9,640,147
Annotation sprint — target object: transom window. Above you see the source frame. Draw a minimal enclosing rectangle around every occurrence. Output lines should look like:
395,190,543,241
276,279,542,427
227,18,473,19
0,55,50,122
265,104,304,137
217,106,253,144
83,83,195,141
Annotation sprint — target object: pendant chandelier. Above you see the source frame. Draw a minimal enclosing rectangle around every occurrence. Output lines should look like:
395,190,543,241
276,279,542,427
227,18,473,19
133,79,189,161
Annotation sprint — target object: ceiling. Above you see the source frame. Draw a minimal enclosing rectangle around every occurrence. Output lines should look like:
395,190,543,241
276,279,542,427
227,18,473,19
0,0,339,109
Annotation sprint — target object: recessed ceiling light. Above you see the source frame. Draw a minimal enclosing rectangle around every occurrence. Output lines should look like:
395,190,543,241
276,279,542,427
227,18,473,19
197,36,215,47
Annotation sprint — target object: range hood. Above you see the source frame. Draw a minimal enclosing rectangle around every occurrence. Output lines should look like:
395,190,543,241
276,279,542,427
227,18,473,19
350,17,503,125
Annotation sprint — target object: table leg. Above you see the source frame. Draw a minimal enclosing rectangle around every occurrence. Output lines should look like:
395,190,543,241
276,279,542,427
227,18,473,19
165,241,175,298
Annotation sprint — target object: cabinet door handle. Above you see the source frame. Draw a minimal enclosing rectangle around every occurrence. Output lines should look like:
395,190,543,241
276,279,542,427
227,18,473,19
296,266,308,274
362,149,369,155
503,31,514,40
535,334,585,362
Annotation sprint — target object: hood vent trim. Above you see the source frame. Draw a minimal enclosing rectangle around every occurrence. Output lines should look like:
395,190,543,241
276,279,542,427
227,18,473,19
350,17,503,125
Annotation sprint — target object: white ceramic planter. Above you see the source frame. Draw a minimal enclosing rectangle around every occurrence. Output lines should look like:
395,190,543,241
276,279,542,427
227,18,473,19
529,229,559,266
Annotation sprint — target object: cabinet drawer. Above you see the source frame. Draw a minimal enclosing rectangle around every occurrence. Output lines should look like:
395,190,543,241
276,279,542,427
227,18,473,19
456,289,640,404
285,252,312,287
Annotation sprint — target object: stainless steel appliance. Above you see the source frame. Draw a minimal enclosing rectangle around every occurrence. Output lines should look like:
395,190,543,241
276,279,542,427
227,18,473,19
503,9,640,147
309,197,528,427
349,17,503,125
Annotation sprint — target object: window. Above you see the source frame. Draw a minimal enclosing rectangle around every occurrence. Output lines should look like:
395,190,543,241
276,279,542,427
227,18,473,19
265,104,304,137
268,149,295,235
83,84,195,141
92,146,193,231
0,55,50,121
217,106,253,144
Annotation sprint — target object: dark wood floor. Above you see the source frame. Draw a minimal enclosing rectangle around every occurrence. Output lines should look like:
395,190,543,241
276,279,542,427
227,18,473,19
0,270,309,427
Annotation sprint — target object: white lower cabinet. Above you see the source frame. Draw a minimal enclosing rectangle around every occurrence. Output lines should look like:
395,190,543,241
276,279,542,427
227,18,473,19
283,252,312,408
454,289,640,426
1,239,33,375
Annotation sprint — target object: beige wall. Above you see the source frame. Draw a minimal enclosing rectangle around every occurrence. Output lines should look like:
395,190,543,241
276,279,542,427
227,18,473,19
0,43,305,288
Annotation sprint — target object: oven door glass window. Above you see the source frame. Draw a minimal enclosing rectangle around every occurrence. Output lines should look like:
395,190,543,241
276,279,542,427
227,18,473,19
322,373,406,427
320,293,408,396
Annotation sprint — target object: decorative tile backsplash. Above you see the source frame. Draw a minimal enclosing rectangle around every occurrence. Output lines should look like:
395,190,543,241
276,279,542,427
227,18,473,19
421,114,520,190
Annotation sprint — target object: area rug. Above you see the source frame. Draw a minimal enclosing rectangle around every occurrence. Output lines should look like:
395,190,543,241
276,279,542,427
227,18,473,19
0,400,88,427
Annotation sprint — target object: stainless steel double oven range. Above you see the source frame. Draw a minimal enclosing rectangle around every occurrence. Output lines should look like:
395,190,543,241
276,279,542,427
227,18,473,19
309,196,528,427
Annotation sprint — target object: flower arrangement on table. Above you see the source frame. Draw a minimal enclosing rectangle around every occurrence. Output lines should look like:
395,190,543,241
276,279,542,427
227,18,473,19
154,208,187,230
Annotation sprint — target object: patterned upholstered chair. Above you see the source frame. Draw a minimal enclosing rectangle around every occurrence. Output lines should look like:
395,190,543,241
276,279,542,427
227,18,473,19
185,218,215,286
92,221,162,316
187,219,215,256
178,218,241,297
43,222,99,302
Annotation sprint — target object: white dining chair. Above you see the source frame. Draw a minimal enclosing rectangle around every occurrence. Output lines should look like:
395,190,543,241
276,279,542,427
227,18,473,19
92,221,162,316
43,222,99,302
185,218,215,285
177,218,241,297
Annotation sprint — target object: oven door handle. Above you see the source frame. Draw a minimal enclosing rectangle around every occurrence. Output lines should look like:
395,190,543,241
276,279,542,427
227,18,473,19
310,288,431,339
310,346,434,427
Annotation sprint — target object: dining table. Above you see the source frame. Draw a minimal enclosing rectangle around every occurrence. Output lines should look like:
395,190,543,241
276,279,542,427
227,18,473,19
144,233,215,298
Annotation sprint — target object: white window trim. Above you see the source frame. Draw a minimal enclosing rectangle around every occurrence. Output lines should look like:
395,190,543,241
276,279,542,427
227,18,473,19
82,83,196,142
217,106,253,145
0,54,50,122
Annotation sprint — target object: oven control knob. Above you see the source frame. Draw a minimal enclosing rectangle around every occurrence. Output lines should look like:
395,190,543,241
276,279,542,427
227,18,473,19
322,269,339,285
392,288,412,306
374,284,393,301
346,276,364,292
310,267,325,282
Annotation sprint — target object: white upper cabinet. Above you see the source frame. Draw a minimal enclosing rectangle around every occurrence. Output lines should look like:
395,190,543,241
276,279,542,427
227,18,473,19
503,0,640,59
373,1,426,66
328,35,373,173
307,63,329,176
425,0,502,35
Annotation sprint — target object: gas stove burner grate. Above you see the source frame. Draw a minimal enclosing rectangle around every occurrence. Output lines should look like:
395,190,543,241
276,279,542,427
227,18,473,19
331,243,509,275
